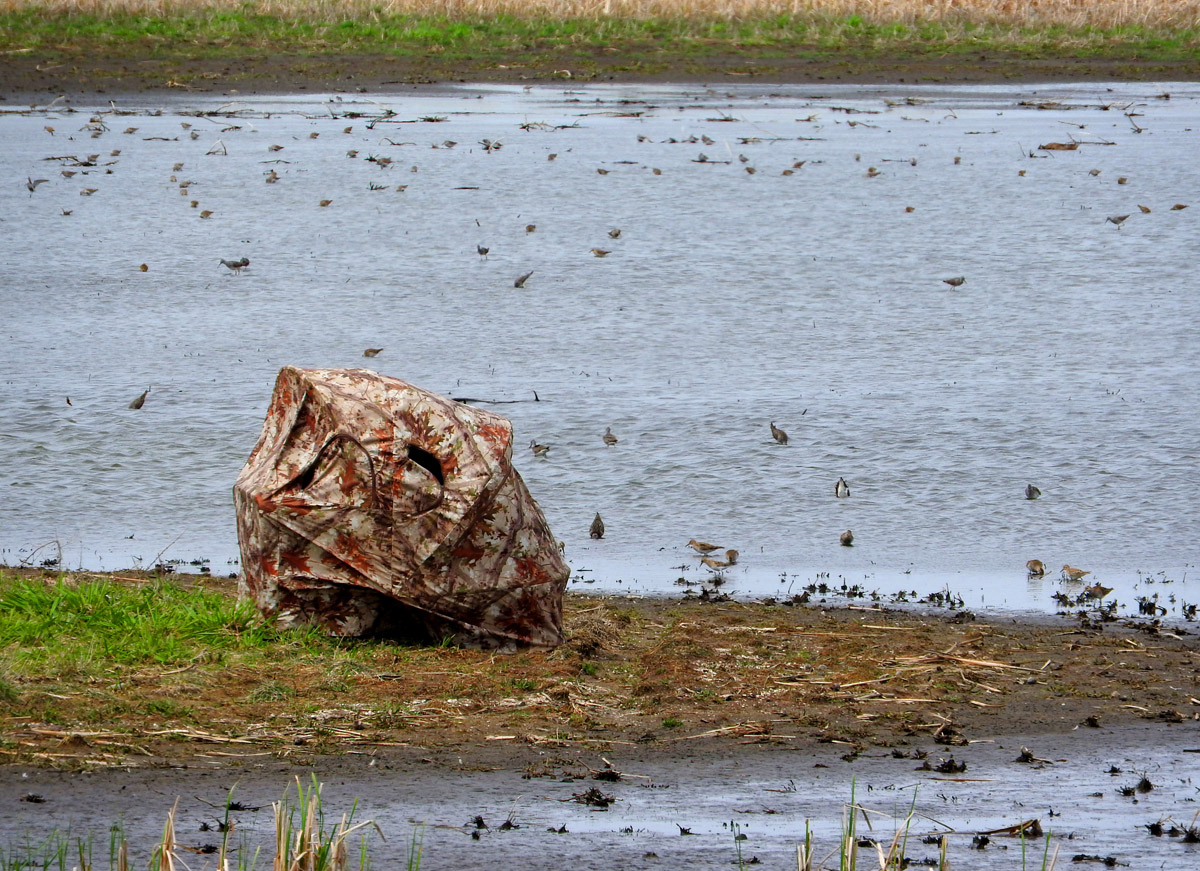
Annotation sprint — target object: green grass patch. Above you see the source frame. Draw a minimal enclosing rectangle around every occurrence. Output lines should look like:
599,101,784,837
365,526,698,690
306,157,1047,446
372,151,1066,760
0,10,1197,65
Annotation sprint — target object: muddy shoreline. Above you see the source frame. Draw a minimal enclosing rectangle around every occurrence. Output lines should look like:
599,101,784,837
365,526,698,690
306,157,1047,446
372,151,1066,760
3,51,1199,102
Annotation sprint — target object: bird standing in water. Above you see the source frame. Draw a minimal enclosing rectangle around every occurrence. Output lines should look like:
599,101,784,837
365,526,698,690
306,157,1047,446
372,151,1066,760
942,276,966,287
770,422,788,445
220,257,250,275
589,513,605,539
840,530,854,547
1061,564,1091,582
834,477,850,498
1026,559,1045,577
687,539,720,555
1025,484,1042,500
603,426,619,446
701,549,739,570
129,387,150,409
529,439,550,457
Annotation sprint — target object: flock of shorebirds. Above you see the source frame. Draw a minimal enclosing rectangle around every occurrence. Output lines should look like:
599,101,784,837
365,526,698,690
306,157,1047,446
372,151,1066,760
550,420,1088,584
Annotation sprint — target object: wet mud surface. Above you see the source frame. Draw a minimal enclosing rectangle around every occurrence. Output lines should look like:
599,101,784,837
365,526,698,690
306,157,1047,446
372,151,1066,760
2,51,1199,102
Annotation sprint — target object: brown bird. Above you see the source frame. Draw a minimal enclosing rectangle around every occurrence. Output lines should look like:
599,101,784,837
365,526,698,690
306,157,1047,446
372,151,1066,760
608,228,621,239
834,477,850,498
220,257,249,275
1083,582,1113,600
701,549,739,570
602,426,619,446
319,199,332,207
840,529,854,547
687,539,721,555
525,224,536,233
1026,559,1045,577
1137,204,1152,213
769,421,788,445
591,248,611,257
942,276,966,287
1170,203,1188,210
362,348,383,358
589,513,605,539
529,439,550,457
514,270,534,288
129,387,150,410
1061,564,1091,582
1025,483,1042,500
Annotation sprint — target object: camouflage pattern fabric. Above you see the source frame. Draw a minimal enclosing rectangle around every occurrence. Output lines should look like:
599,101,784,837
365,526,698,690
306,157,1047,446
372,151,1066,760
233,367,567,649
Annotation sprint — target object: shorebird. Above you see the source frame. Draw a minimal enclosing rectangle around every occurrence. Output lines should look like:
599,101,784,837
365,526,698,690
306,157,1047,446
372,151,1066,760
840,530,854,547
608,228,621,239
362,348,383,358
1026,559,1045,577
942,276,966,287
514,270,534,288
525,224,536,233
529,439,550,457
834,477,850,498
701,549,739,570
602,426,618,446
1106,214,1130,228
1061,564,1091,582
129,387,150,409
687,539,721,555
220,257,249,275
591,248,611,257
476,244,489,259
26,177,49,194
1025,483,1042,500
769,421,788,445
589,513,605,539
1083,582,1113,600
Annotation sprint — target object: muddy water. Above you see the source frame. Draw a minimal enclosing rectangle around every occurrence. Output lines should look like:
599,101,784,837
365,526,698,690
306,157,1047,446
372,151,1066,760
1,83,1198,620
3,725,1198,869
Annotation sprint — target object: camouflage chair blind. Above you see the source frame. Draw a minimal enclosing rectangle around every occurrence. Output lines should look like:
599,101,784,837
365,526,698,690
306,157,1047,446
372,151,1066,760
234,367,568,649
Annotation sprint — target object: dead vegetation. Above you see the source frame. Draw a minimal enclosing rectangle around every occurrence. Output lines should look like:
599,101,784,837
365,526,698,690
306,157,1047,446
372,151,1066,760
1,570,1197,769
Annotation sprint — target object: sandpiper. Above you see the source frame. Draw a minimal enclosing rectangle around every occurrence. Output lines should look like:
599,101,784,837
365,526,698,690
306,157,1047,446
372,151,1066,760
529,439,550,457
589,513,605,539
770,421,788,445
477,244,489,259
1026,559,1045,577
1061,564,1091,582
362,348,383,358
514,270,534,288
1025,483,1042,500
220,257,249,275
701,549,739,570
840,530,854,547
942,276,966,287
603,426,619,446
834,477,850,498
687,539,721,555
1106,214,1130,228
129,387,150,409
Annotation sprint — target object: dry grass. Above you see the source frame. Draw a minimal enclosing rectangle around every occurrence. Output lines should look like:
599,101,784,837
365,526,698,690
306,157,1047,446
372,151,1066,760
4,0,1200,29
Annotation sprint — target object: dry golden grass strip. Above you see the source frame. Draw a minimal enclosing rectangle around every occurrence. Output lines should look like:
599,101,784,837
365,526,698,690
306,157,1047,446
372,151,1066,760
9,0,1200,28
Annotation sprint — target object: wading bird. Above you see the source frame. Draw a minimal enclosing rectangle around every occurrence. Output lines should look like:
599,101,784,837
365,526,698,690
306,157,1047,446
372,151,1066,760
701,549,739,570
590,513,605,539
514,270,534,288
942,276,966,287
840,530,854,547
362,348,383,358
770,422,788,445
1025,484,1042,500
603,426,619,446
1106,214,1129,228
687,539,721,555
529,440,550,457
220,257,249,275
1061,564,1091,582
1026,559,1045,577
834,477,850,498
129,387,150,409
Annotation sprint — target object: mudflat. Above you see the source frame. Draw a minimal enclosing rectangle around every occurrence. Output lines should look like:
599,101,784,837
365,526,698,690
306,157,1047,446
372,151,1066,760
3,51,1200,100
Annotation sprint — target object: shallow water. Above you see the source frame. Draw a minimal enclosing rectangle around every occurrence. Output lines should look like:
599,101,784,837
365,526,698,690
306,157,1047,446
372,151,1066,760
3,726,1198,870
2,82,1198,619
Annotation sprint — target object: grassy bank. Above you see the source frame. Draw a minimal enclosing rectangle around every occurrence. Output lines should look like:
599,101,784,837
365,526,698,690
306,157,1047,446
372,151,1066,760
2,2,1199,73
1,568,1197,769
